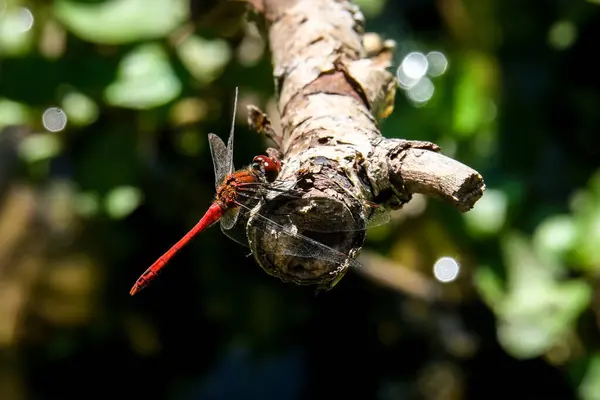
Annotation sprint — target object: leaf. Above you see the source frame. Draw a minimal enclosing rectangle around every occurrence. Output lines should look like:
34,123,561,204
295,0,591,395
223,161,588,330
452,53,496,137
569,170,600,272
53,0,188,44
176,35,231,85
474,264,504,310
104,43,181,109
0,98,31,129
75,191,101,218
19,133,62,163
61,90,99,127
352,0,386,18
532,214,576,265
498,279,590,359
463,188,508,237
579,355,600,400
105,186,143,220
493,233,591,359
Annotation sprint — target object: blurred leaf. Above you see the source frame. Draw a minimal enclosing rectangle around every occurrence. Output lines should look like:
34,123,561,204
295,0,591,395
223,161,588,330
176,128,203,156
569,170,600,271
588,169,600,197
498,278,590,359
104,43,181,109
463,188,507,237
53,0,188,44
169,97,209,126
548,20,578,50
19,133,62,163
572,207,600,272
532,214,577,264
61,90,99,127
579,354,600,400
452,53,496,137
105,185,143,219
473,264,504,308
353,0,387,18
75,191,101,218
123,315,161,356
0,98,31,129
492,233,591,359
176,35,231,85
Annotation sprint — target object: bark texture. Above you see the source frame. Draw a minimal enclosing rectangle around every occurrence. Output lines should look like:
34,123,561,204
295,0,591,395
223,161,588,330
243,0,485,290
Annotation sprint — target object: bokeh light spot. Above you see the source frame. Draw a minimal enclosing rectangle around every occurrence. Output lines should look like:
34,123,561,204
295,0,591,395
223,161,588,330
396,66,420,89
407,77,435,104
42,107,68,132
401,52,429,80
426,51,448,77
2,7,34,34
548,20,577,50
433,257,460,283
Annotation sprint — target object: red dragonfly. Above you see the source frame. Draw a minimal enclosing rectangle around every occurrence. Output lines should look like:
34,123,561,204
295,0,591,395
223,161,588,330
129,88,390,295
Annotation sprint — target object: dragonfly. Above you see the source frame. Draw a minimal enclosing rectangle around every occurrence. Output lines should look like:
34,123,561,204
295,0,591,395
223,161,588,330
129,88,390,296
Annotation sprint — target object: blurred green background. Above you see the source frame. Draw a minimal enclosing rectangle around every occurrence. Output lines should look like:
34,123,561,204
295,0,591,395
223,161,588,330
1,0,600,399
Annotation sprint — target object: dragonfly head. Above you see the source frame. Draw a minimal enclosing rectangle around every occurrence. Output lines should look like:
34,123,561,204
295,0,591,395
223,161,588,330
252,155,281,183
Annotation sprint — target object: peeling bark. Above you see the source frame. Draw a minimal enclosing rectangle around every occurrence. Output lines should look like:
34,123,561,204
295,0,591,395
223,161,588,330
243,0,485,290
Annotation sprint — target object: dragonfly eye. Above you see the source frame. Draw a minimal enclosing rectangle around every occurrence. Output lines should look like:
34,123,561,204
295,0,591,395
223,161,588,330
252,155,280,183
251,161,263,172
251,157,265,174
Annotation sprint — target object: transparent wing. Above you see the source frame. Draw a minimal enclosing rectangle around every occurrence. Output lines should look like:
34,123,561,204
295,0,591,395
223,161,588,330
208,133,230,189
207,88,239,187
220,207,249,248
225,87,239,176
252,195,391,233
220,206,240,230
234,176,392,233
237,201,363,268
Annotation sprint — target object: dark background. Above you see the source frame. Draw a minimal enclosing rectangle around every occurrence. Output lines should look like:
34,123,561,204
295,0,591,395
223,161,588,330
1,0,599,399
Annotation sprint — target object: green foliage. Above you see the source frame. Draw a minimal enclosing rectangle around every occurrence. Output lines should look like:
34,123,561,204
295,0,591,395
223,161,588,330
104,43,181,109
570,170,600,271
2,0,600,398
476,233,591,359
53,0,188,44
452,53,496,138
0,98,30,129
105,185,143,219
176,35,232,85
580,355,600,400
463,188,508,237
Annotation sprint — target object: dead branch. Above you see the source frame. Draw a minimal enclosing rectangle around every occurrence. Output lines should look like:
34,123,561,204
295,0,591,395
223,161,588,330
242,0,485,290
356,251,442,302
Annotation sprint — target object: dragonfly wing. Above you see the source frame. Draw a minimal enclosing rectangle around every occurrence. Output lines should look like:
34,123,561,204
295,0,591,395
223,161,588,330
225,87,239,176
221,226,249,248
242,202,362,267
220,207,249,247
220,206,240,230
261,197,391,233
208,133,230,189
208,88,239,187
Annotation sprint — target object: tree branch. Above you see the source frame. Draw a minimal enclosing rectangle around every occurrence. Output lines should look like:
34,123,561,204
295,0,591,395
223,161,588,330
243,0,485,290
